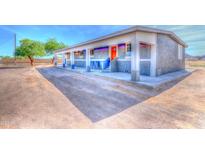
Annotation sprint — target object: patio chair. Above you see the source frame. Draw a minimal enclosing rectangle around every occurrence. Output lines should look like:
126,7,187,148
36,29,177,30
103,58,110,69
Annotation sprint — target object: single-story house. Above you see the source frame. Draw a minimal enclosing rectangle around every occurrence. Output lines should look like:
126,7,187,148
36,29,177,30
54,26,187,81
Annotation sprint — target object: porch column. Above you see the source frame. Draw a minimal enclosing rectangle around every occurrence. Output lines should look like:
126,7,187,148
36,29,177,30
54,54,58,66
70,51,75,69
86,48,91,72
131,35,140,81
150,44,157,77
62,53,66,67
70,51,72,64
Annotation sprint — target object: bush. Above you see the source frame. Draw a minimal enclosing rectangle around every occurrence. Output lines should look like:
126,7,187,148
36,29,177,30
0,56,12,60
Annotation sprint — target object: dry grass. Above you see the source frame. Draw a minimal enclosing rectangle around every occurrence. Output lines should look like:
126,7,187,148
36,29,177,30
186,60,205,69
0,58,62,67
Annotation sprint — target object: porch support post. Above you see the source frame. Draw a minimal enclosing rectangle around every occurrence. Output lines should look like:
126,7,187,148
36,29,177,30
150,44,157,77
131,35,140,81
86,48,91,72
54,54,58,66
70,51,72,64
150,34,157,77
62,53,66,67
71,51,75,69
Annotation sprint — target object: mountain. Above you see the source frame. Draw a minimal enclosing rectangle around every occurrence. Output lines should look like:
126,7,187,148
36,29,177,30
185,53,205,60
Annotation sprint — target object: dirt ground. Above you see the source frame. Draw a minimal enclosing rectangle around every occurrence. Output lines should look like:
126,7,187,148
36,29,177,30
0,66,92,128
95,69,205,128
0,65,205,128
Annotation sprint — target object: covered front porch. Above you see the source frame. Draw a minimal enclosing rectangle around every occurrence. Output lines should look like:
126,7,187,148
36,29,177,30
54,32,159,81
55,43,132,71
55,43,155,80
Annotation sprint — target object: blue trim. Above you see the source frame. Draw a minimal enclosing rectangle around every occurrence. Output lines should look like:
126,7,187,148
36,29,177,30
94,46,109,50
118,43,126,47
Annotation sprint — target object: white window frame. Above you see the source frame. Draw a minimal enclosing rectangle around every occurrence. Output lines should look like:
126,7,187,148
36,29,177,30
178,44,183,60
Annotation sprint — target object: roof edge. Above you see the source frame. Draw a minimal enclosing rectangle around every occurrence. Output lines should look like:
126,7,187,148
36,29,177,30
55,26,188,53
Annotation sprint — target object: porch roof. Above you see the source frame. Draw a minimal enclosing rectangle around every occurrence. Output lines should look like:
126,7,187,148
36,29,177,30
55,26,188,54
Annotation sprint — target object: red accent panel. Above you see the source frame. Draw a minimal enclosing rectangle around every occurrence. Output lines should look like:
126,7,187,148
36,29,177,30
111,46,117,60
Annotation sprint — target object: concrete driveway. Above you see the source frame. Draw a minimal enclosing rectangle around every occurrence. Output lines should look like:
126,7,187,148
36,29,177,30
38,67,158,122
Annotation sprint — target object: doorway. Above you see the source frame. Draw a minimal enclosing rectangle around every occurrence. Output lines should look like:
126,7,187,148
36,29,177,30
111,46,117,60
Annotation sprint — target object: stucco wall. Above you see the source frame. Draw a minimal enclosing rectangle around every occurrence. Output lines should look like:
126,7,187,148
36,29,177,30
117,60,131,73
156,34,185,76
74,60,86,67
110,58,118,72
140,61,151,76
110,58,131,73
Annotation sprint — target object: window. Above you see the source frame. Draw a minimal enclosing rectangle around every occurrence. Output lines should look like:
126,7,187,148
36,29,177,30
90,49,94,55
66,53,70,59
126,43,131,52
90,49,94,58
118,43,126,58
140,43,151,59
118,43,126,51
178,44,183,60
74,50,85,59
74,51,80,56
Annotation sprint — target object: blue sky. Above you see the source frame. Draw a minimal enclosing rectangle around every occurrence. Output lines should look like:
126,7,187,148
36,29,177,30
0,25,205,57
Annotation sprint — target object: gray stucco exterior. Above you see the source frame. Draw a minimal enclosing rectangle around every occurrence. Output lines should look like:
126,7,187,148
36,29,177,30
140,61,151,76
110,58,131,73
117,60,131,73
74,60,86,67
156,34,185,76
110,58,118,72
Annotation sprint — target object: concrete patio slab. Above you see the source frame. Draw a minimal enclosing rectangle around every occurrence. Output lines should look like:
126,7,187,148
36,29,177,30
57,65,192,89
137,70,192,88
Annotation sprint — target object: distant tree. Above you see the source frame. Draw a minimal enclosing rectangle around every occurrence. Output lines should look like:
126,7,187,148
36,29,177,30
15,39,45,66
44,38,67,54
0,56,12,59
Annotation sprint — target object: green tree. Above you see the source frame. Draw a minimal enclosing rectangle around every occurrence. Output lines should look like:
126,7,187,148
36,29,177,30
15,39,45,66
45,38,67,54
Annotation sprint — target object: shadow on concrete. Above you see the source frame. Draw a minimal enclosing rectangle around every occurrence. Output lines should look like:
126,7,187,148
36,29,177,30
0,67,25,69
37,67,188,122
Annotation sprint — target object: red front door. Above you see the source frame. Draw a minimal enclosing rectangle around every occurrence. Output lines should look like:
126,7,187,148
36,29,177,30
111,46,117,60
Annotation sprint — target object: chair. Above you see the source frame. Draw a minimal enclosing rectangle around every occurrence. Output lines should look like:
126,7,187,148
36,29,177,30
103,58,110,69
